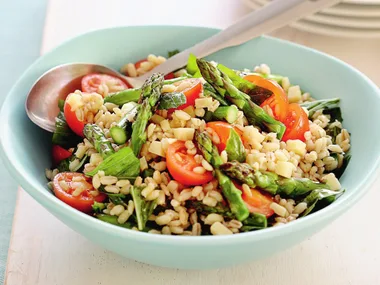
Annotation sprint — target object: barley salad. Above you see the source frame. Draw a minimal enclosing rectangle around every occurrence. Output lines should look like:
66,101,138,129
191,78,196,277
46,52,351,236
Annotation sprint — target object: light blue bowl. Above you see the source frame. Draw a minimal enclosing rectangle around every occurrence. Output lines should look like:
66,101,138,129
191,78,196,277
1,26,379,270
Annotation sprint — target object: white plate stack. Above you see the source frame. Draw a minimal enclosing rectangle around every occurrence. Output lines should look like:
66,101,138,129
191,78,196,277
242,0,380,38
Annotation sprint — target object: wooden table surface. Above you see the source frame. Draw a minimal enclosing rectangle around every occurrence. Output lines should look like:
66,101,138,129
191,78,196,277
5,0,380,284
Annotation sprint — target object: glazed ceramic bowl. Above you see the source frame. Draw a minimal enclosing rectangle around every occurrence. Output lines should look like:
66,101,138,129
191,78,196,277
1,26,379,270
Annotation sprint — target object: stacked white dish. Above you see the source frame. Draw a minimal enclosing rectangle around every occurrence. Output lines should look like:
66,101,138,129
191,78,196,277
242,0,380,38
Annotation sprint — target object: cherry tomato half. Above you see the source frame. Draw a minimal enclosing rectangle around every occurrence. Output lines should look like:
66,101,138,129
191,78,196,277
64,99,85,137
235,183,274,217
282,103,310,142
243,74,289,122
52,145,72,165
53,172,107,213
81,73,129,93
166,141,214,186
206,121,243,153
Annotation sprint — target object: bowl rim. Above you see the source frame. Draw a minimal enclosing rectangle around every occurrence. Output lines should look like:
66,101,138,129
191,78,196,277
1,25,379,245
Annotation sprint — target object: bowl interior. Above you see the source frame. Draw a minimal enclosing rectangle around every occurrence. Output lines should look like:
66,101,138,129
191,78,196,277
1,26,380,241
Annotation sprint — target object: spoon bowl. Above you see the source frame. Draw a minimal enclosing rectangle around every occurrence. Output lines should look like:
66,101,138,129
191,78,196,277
25,63,130,132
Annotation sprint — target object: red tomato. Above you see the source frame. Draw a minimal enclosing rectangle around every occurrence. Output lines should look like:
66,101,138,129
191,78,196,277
53,173,107,213
81,73,129,93
282,103,310,142
134,58,148,69
64,100,85,137
166,141,214,186
164,72,175,80
52,145,72,165
235,183,274,217
134,58,174,79
206,121,243,153
243,74,289,122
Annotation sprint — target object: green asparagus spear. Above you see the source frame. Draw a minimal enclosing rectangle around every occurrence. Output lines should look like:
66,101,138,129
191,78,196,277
217,63,255,95
300,98,340,119
109,102,139,145
83,124,115,159
104,88,141,105
203,82,229,106
217,64,291,105
250,72,285,84
162,76,191,85
215,169,249,221
196,59,286,139
225,129,246,163
131,73,164,156
195,131,224,167
301,188,345,217
85,147,140,179
204,105,238,124
131,186,157,231
92,202,106,213
104,77,188,106
220,161,329,198
219,64,285,90
195,131,249,221
186,200,267,230
241,213,267,231
186,200,235,219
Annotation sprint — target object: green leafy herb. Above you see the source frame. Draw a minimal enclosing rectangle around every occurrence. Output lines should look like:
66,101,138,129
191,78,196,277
96,214,133,229
324,107,343,123
301,188,345,217
108,193,127,207
168,49,180,58
142,168,155,179
157,92,186,110
85,147,140,180
131,186,157,231
57,154,88,173
52,111,81,147
58,99,65,111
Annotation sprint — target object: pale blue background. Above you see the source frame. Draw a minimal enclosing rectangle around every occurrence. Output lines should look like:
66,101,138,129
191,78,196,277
0,1,47,283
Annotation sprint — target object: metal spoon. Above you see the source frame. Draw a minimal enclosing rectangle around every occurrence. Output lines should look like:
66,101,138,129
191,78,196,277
26,0,340,132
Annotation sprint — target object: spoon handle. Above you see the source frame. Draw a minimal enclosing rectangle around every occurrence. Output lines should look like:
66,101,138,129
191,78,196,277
140,0,340,79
